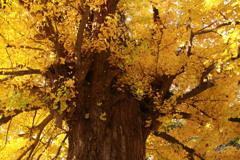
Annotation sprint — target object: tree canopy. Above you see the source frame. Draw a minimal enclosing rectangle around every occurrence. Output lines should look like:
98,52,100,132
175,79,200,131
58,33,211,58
0,0,239,159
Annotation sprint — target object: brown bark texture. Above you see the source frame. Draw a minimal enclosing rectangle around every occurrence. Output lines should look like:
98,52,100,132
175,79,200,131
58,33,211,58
66,52,147,160
65,1,148,159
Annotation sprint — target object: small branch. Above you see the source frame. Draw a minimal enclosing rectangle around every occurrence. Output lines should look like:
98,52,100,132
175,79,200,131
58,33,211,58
200,63,215,82
52,134,68,160
30,110,38,137
191,103,211,118
219,11,227,20
6,44,45,51
5,47,13,68
0,107,41,125
35,114,53,130
0,119,12,151
193,21,240,36
185,21,240,57
33,132,54,159
0,69,42,76
0,75,15,82
159,112,191,119
198,20,217,32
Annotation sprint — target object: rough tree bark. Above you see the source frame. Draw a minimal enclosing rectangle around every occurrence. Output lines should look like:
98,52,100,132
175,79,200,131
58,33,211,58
67,98,147,160
65,1,149,159
66,52,148,160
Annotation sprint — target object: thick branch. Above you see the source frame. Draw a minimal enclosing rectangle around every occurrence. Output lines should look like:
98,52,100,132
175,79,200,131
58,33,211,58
228,117,240,122
187,31,194,56
75,5,90,64
160,75,176,100
177,63,216,103
177,82,214,103
0,69,42,76
153,131,204,160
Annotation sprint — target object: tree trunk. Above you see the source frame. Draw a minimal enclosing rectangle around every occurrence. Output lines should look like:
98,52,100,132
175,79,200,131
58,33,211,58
64,1,150,158
66,53,148,160
67,95,147,160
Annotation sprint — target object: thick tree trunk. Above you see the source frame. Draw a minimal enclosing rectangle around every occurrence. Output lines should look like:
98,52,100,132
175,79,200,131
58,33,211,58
67,96,147,160
64,0,150,158
66,53,148,160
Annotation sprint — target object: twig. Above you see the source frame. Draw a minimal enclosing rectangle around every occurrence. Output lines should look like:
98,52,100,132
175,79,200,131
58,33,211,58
6,44,45,51
52,134,68,160
0,119,12,151
193,21,240,36
0,75,15,82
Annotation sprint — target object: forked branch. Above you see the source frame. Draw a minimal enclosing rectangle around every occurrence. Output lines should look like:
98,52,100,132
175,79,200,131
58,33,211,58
16,114,53,160
193,21,240,36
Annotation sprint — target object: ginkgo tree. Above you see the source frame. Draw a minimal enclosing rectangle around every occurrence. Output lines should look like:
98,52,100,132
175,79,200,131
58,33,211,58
0,0,239,159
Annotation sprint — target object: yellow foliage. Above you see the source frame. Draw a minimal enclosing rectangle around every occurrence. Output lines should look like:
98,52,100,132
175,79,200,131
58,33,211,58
0,0,240,159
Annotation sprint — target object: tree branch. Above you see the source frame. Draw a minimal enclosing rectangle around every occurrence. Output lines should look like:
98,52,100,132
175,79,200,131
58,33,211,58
16,114,53,160
153,131,204,160
200,63,215,82
0,107,41,125
159,112,191,119
190,103,211,118
193,21,240,36
52,134,68,160
177,63,216,103
186,21,240,56
0,119,12,151
177,81,214,103
0,69,42,76
6,44,45,51
0,75,15,82
228,117,240,123
75,5,90,65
